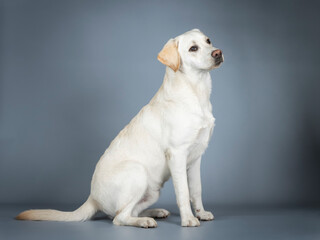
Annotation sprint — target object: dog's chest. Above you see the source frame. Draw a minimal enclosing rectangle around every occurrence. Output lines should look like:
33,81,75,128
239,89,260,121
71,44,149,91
187,112,215,164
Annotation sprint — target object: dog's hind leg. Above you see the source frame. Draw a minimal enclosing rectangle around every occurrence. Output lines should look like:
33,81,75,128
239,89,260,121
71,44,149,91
132,190,170,219
106,162,157,228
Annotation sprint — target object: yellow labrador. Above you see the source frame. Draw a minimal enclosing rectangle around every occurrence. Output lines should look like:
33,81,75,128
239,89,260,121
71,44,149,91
16,29,224,228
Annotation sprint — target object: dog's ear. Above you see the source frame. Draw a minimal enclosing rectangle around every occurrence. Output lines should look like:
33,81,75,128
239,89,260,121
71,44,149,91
157,39,180,72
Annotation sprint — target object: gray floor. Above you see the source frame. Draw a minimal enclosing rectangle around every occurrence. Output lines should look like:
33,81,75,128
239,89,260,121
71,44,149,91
1,204,319,240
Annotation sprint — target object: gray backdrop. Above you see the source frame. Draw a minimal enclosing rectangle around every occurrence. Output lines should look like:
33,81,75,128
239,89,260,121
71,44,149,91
0,0,319,207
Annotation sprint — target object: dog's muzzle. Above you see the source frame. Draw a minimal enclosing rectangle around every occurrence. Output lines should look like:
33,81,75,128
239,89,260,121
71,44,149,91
212,49,223,65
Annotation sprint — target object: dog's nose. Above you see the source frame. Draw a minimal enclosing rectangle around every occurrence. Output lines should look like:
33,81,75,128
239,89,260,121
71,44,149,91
212,49,222,59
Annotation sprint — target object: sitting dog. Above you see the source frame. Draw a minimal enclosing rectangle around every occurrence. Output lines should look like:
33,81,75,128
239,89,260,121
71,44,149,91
16,29,224,228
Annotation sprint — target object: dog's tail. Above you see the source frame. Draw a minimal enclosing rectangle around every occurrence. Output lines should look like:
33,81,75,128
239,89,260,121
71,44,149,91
15,196,97,222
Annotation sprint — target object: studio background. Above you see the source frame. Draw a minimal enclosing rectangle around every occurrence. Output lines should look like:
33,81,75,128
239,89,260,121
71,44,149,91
0,0,319,208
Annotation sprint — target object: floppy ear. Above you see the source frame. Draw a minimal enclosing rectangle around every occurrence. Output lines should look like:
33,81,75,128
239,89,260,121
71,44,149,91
157,39,180,72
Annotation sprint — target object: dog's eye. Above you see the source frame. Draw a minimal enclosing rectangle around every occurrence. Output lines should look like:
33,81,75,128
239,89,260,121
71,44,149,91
206,38,211,44
189,46,198,52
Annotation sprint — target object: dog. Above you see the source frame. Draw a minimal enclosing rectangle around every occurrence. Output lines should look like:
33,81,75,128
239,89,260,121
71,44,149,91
16,29,224,228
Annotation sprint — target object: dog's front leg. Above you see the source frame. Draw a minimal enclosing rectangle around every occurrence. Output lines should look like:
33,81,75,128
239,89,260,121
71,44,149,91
168,149,200,227
187,157,214,221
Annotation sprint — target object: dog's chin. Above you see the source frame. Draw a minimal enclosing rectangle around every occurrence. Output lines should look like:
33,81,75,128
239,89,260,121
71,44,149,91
208,61,223,70
215,61,223,67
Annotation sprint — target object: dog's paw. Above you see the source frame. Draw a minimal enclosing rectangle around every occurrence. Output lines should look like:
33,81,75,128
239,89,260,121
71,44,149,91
136,217,158,228
140,208,170,218
152,209,170,218
181,216,200,227
196,210,214,221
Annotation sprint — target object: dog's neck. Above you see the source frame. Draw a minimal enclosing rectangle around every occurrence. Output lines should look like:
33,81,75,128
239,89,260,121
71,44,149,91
171,66,211,93
154,67,212,109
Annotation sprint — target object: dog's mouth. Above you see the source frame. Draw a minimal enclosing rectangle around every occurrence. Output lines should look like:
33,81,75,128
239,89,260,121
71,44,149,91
215,57,223,66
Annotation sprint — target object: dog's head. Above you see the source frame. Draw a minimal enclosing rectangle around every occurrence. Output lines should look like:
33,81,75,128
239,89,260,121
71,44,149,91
158,29,223,72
